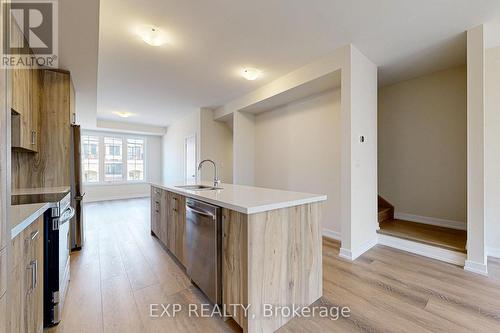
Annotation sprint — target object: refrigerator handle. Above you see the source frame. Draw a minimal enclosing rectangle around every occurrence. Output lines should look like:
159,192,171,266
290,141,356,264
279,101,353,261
75,193,85,201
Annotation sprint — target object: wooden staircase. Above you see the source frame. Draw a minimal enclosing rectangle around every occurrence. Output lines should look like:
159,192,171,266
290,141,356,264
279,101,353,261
376,195,467,260
378,195,394,223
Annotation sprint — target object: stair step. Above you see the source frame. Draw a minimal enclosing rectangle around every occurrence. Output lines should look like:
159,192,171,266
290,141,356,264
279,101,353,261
377,219,467,253
378,206,394,223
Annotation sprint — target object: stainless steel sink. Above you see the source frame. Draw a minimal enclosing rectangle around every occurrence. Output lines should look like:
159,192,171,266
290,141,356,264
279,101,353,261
176,185,222,191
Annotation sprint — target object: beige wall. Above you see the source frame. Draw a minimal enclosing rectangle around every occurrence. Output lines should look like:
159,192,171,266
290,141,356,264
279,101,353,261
162,111,201,183
378,66,467,224
233,111,256,185
200,109,233,183
485,46,500,256
254,89,342,234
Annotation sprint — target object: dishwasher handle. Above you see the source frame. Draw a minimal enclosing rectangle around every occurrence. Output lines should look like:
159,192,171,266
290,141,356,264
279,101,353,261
186,205,216,220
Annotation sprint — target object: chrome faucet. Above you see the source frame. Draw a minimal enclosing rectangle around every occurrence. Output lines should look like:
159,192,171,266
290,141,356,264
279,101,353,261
197,159,221,187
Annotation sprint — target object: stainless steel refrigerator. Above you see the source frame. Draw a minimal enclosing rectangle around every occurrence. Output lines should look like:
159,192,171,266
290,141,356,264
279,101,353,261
70,125,85,250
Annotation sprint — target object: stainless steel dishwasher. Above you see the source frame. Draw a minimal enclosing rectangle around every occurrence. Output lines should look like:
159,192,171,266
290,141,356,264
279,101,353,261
185,198,222,305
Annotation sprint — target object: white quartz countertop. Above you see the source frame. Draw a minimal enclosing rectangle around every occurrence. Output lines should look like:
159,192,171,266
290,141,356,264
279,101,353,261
10,202,52,239
151,182,327,214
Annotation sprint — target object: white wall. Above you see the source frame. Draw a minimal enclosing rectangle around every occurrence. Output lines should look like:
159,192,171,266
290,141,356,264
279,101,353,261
200,109,233,183
341,46,378,259
232,111,256,185
83,133,162,202
485,45,500,257
465,25,487,274
378,66,467,225
161,110,200,183
254,89,341,234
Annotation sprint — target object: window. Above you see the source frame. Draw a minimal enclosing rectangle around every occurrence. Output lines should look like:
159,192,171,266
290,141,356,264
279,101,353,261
81,132,147,184
127,138,144,181
104,137,123,182
81,135,99,183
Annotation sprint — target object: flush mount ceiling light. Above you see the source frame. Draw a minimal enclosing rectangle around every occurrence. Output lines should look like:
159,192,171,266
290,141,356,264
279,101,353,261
138,26,168,46
241,68,262,81
113,111,134,118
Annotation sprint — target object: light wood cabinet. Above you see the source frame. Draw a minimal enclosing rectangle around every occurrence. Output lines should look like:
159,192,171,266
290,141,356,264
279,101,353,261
0,292,6,333
10,20,30,118
166,192,186,266
10,20,40,153
10,216,44,333
0,247,6,298
150,187,161,237
150,188,186,266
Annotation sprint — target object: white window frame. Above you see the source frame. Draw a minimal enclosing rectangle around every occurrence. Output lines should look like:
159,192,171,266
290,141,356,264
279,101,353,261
82,130,148,186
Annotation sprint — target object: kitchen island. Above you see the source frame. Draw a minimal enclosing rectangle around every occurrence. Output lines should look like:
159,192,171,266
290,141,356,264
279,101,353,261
151,182,326,333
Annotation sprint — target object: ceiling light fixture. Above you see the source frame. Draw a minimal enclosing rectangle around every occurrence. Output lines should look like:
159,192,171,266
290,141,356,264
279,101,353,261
113,111,134,118
139,26,167,46
241,68,261,81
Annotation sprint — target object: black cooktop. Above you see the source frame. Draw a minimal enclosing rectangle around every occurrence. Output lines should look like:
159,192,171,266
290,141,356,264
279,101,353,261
11,192,69,205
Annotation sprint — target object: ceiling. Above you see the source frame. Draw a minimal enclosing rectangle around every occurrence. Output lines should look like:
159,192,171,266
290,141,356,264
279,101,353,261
96,0,500,127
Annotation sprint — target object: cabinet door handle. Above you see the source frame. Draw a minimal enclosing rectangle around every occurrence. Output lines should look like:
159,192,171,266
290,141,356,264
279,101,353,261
31,130,36,145
31,259,38,289
31,229,39,240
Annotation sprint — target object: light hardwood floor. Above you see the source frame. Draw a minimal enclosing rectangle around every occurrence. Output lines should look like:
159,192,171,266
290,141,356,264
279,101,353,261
48,198,500,333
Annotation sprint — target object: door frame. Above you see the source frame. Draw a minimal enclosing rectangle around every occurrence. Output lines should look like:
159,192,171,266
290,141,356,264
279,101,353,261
184,133,197,182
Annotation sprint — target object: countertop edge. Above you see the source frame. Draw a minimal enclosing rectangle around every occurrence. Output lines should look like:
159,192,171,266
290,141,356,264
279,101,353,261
151,183,327,214
11,202,54,239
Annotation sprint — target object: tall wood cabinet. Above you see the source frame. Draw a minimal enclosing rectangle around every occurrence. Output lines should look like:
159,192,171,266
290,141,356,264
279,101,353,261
10,20,41,153
150,187,186,267
10,216,44,333
1,1,10,332
11,69,74,190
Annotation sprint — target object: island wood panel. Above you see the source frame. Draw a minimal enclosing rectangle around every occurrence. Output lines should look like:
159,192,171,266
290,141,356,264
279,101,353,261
12,69,72,189
222,208,248,329
223,202,323,333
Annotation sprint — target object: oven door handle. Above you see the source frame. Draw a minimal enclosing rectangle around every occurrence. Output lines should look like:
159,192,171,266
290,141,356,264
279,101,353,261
59,206,76,225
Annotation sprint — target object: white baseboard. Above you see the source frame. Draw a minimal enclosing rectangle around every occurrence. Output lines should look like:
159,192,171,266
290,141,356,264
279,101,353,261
378,234,466,266
487,247,500,259
323,229,342,241
464,260,488,276
339,237,378,261
394,212,466,230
